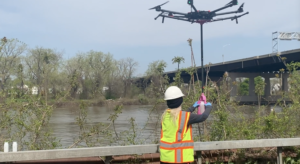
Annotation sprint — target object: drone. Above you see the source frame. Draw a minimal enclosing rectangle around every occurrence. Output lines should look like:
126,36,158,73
149,0,249,24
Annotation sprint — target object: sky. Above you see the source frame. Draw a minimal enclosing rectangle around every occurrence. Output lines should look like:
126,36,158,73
1,0,300,76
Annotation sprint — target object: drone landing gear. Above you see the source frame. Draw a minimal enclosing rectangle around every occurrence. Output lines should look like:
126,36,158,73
154,12,164,20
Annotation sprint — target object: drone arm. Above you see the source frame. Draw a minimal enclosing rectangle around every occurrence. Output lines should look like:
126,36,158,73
234,12,249,19
214,10,241,16
155,12,164,20
212,2,244,15
212,12,249,23
159,9,187,16
163,15,190,22
154,13,190,23
191,5,198,13
211,17,232,22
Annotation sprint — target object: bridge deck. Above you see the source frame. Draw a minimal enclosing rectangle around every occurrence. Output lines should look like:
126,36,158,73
165,48,300,78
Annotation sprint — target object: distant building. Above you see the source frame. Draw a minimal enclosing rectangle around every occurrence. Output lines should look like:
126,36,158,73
32,86,38,95
23,85,29,90
103,86,109,92
76,88,82,94
271,83,281,95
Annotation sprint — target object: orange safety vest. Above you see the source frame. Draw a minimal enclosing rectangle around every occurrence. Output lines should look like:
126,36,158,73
160,110,194,163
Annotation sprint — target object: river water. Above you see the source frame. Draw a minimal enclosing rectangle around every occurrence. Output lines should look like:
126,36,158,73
49,105,282,148
49,105,165,148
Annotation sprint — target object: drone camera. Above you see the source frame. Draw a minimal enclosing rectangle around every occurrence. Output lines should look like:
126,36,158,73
187,0,193,5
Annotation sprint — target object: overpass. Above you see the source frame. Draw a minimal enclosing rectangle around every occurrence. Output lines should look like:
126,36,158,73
165,48,300,82
136,48,300,103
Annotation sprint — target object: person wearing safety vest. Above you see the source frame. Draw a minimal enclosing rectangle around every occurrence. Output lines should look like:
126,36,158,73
160,86,212,164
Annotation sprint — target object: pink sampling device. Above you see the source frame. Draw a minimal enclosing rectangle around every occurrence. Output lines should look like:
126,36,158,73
197,93,206,115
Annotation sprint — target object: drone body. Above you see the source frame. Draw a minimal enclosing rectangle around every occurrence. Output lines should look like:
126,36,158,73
150,0,249,24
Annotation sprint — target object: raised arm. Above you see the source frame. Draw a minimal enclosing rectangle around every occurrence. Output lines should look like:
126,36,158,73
187,102,213,125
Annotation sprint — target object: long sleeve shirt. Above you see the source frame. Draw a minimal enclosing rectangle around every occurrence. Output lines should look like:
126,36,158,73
185,105,212,126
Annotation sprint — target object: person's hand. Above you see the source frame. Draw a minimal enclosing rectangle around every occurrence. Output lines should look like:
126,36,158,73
205,102,212,106
193,101,199,108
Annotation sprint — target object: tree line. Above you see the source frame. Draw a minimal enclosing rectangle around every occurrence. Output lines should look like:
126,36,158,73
0,37,146,100
0,37,190,102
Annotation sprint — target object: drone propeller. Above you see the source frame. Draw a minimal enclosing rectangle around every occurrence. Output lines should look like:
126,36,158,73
238,3,244,12
225,0,238,6
149,1,169,10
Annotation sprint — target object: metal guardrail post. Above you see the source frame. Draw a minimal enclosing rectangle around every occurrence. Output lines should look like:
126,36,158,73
196,151,202,164
277,147,283,164
105,156,112,164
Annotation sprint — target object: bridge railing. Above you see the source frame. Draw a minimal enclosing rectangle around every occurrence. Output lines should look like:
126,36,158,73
1,138,300,164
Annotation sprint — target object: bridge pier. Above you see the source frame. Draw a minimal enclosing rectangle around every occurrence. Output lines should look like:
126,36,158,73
227,72,290,103
282,73,289,93
228,72,259,99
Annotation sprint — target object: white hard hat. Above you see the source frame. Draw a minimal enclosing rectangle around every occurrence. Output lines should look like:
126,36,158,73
164,86,185,100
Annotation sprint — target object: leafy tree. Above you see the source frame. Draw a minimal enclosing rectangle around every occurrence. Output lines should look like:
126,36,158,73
286,62,300,103
172,56,185,71
237,78,249,96
145,60,168,97
254,76,265,107
146,60,167,76
171,57,186,87
0,88,60,150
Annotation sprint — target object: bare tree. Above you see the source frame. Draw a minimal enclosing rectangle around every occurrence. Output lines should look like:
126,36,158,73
86,51,116,98
0,38,26,92
118,58,138,97
25,47,62,100
64,55,86,99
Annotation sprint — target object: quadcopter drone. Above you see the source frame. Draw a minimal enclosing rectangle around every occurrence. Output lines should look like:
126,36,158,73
149,0,249,24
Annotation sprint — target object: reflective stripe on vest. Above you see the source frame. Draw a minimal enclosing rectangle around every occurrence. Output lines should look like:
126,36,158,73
176,149,182,163
160,141,194,148
177,111,186,142
160,110,194,163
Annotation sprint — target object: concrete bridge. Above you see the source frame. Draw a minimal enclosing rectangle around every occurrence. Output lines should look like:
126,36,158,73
136,49,300,104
